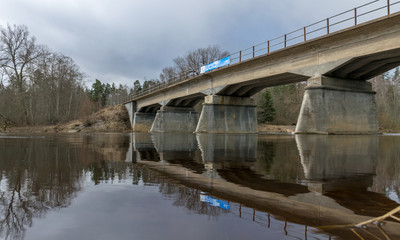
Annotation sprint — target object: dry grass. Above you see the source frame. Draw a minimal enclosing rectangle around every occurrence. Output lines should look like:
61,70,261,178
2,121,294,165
258,124,295,133
6,105,131,133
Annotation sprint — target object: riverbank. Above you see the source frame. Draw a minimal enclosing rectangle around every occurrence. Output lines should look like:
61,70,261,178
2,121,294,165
2,104,398,134
5,105,131,133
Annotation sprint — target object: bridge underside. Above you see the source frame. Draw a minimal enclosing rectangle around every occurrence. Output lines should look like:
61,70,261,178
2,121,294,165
217,73,309,97
326,48,400,80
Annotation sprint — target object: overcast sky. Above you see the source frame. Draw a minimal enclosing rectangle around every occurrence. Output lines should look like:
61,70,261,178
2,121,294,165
0,0,376,87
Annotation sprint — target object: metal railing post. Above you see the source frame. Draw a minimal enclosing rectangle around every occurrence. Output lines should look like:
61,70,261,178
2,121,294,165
388,0,391,15
284,34,287,47
239,51,242,62
267,40,270,53
354,8,357,25
304,27,306,41
252,46,255,58
327,18,330,34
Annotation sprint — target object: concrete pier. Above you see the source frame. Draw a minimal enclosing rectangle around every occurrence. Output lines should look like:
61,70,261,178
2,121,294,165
132,112,156,132
124,102,136,128
150,106,199,133
195,95,257,134
295,76,379,134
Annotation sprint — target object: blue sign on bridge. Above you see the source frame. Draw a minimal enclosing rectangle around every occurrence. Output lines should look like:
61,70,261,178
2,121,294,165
200,56,230,74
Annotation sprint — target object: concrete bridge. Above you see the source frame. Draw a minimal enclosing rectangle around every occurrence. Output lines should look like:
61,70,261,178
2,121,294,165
125,2,400,134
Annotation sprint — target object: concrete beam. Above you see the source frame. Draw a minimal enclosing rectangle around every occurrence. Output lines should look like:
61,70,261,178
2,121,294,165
195,95,257,134
295,76,379,134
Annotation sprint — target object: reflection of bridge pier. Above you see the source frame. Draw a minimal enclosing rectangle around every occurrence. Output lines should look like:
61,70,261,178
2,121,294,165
151,133,201,165
196,134,257,170
295,135,399,217
296,135,378,194
130,133,159,162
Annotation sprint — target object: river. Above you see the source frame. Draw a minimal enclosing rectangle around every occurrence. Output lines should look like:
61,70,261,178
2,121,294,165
0,133,399,239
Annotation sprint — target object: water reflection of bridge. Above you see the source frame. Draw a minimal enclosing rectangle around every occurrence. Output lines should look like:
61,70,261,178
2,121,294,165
129,133,400,239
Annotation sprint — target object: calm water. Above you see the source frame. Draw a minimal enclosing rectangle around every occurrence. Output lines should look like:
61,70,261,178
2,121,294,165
0,133,399,240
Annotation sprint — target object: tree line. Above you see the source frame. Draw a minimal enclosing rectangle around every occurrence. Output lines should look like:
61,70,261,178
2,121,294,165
0,24,86,125
1,23,399,131
0,24,229,127
0,24,130,126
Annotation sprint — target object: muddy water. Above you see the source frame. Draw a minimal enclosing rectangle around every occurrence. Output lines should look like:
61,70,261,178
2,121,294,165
0,133,399,239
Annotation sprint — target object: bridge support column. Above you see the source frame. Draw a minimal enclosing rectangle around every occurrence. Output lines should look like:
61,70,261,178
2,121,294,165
295,76,379,134
124,102,136,128
195,95,257,133
132,112,156,132
150,106,199,133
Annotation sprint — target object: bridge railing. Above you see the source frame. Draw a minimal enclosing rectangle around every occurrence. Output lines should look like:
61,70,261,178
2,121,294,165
124,0,400,103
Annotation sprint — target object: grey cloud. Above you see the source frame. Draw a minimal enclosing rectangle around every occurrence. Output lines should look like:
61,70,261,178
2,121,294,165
1,0,371,86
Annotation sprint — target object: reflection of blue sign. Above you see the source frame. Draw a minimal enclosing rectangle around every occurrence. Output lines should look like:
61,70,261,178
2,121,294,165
200,194,230,210
200,56,230,74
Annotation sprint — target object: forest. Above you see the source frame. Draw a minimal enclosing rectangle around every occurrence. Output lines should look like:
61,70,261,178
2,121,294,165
1,24,399,131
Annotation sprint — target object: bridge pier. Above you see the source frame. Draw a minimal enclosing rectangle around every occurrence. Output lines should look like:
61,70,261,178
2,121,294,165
195,95,257,133
295,76,379,134
150,106,199,133
132,112,156,132
124,102,136,128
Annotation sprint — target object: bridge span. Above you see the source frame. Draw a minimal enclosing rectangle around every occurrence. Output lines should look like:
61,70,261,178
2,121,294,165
125,1,400,134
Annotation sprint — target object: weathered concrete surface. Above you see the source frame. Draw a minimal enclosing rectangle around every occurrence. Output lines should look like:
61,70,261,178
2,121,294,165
295,76,379,134
132,112,155,132
195,95,257,133
150,106,199,133
124,102,136,128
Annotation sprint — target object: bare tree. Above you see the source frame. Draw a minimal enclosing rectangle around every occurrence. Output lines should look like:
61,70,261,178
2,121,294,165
159,66,178,83
29,52,84,124
159,45,229,82
0,24,44,124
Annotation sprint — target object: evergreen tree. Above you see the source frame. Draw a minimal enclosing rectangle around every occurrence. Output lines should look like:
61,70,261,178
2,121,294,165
89,79,112,106
258,90,276,123
133,80,142,92
90,79,104,102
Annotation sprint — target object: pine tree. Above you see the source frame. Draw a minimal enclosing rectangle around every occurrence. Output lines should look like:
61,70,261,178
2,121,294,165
258,90,276,123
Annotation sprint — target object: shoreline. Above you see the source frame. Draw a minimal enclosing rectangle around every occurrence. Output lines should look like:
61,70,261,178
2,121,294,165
3,124,399,135
2,105,398,134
